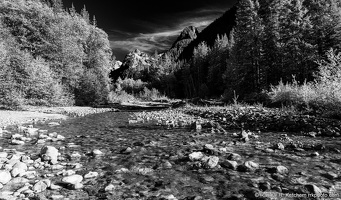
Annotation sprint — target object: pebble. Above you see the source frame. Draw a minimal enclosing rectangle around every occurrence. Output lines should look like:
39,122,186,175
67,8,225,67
11,140,25,145
33,180,48,193
84,172,98,179
51,194,64,200
92,149,103,156
227,153,242,161
203,156,219,168
275,166,289,175
62,174,83,185
325,171,338,179
0,152,8,158
189,152,204,161
0,170,12,184
240,161,259,172
221,160,238,170
275,143,285,150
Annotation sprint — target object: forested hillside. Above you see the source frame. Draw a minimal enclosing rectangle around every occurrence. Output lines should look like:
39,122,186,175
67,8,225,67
0,0,114,108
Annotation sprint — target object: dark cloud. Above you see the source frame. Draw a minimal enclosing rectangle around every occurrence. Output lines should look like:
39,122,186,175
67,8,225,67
62,0,236,60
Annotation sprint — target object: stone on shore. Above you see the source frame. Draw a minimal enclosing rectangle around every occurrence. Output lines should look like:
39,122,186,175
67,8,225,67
0,171,11,184
62,174,83,185
189,152,204,161
40,146,59,164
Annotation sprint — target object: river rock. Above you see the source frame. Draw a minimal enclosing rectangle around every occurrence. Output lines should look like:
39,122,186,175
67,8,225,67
221,160,238,170
0,152,8,158
239,161,259,172
325,171,338,179
275,143,285,150
11,140,25,145
84,172,98,179
275,166,289,175
227,153,242,161
92,149,103,156
11,162,27,177
62,174,83,185
189,152,204,161
0,170,11,184
40,146,58,164
48,122,60,127
24,128,39,136
203,156,219,168
33,180,49,193
303,184,322,196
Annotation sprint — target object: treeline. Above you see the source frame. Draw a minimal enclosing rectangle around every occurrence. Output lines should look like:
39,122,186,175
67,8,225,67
0,0,114,108
143,0,341,103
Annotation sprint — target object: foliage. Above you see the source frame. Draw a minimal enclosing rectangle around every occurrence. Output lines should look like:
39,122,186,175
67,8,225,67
268,49,341,117
0,0,113,108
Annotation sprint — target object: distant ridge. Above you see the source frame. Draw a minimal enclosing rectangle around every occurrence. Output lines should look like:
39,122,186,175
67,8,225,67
176,6,237,61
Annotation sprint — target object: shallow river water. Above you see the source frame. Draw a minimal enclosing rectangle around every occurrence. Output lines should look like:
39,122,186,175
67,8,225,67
2,111,341,200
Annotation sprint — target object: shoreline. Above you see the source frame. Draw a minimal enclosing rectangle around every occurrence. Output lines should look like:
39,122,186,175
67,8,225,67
0,106,116,128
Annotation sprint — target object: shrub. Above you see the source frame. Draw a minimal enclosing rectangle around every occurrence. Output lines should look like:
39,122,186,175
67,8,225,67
108,91,136,103
138,87,166,101
116,78,146,94
268,49,341,118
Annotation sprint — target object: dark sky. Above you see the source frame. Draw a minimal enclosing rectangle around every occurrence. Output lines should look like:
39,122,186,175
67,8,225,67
62,0,237,60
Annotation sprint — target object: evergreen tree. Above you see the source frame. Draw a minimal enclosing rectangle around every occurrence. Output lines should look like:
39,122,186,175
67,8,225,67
81,5,90,24
231,0,264,97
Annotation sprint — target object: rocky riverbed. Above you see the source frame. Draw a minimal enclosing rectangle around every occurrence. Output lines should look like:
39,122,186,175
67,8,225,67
0,106,341,200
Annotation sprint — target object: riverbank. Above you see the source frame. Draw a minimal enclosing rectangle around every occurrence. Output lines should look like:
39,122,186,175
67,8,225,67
0,106,116,128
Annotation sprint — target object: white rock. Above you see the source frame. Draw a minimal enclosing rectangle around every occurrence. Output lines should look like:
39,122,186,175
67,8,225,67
62,170,76,176
0,170,12,184
62,174,83,185
84,172,98,179
40,146,58,163
0,183,3,189
92,149,103,156
50,184,62,190
0,152,7,158
56,135,65,140
51,194,64,200
71,183,83,190
33,180,48,193
11,140,25,145
48,122,60,127
276,166,288,174
204,156,219,168
48,132,58,137
11,162,27,177
189,152,204,161
24,128,39,136
243,161,259,171
104,184,116,192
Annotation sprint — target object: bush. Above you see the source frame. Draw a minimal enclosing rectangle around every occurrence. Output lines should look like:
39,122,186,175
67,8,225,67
268,49,341,118
138,87,167,101
108,91,136,103
115,78,146,94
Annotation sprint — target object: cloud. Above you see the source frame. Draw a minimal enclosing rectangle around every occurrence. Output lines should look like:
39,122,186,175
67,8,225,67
109,6,229,60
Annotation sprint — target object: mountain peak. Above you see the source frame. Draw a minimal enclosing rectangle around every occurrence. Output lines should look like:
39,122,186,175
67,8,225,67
178,26,199,41
168,26,200,60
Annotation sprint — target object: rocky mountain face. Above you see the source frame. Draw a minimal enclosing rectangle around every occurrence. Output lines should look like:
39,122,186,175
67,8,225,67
110,49,156,81
176,6,237,60
168,26,199,60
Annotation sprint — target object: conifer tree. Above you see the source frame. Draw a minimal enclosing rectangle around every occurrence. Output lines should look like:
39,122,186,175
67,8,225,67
232,0,264,96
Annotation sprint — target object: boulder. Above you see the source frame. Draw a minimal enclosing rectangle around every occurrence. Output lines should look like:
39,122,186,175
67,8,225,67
40,146,58,163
